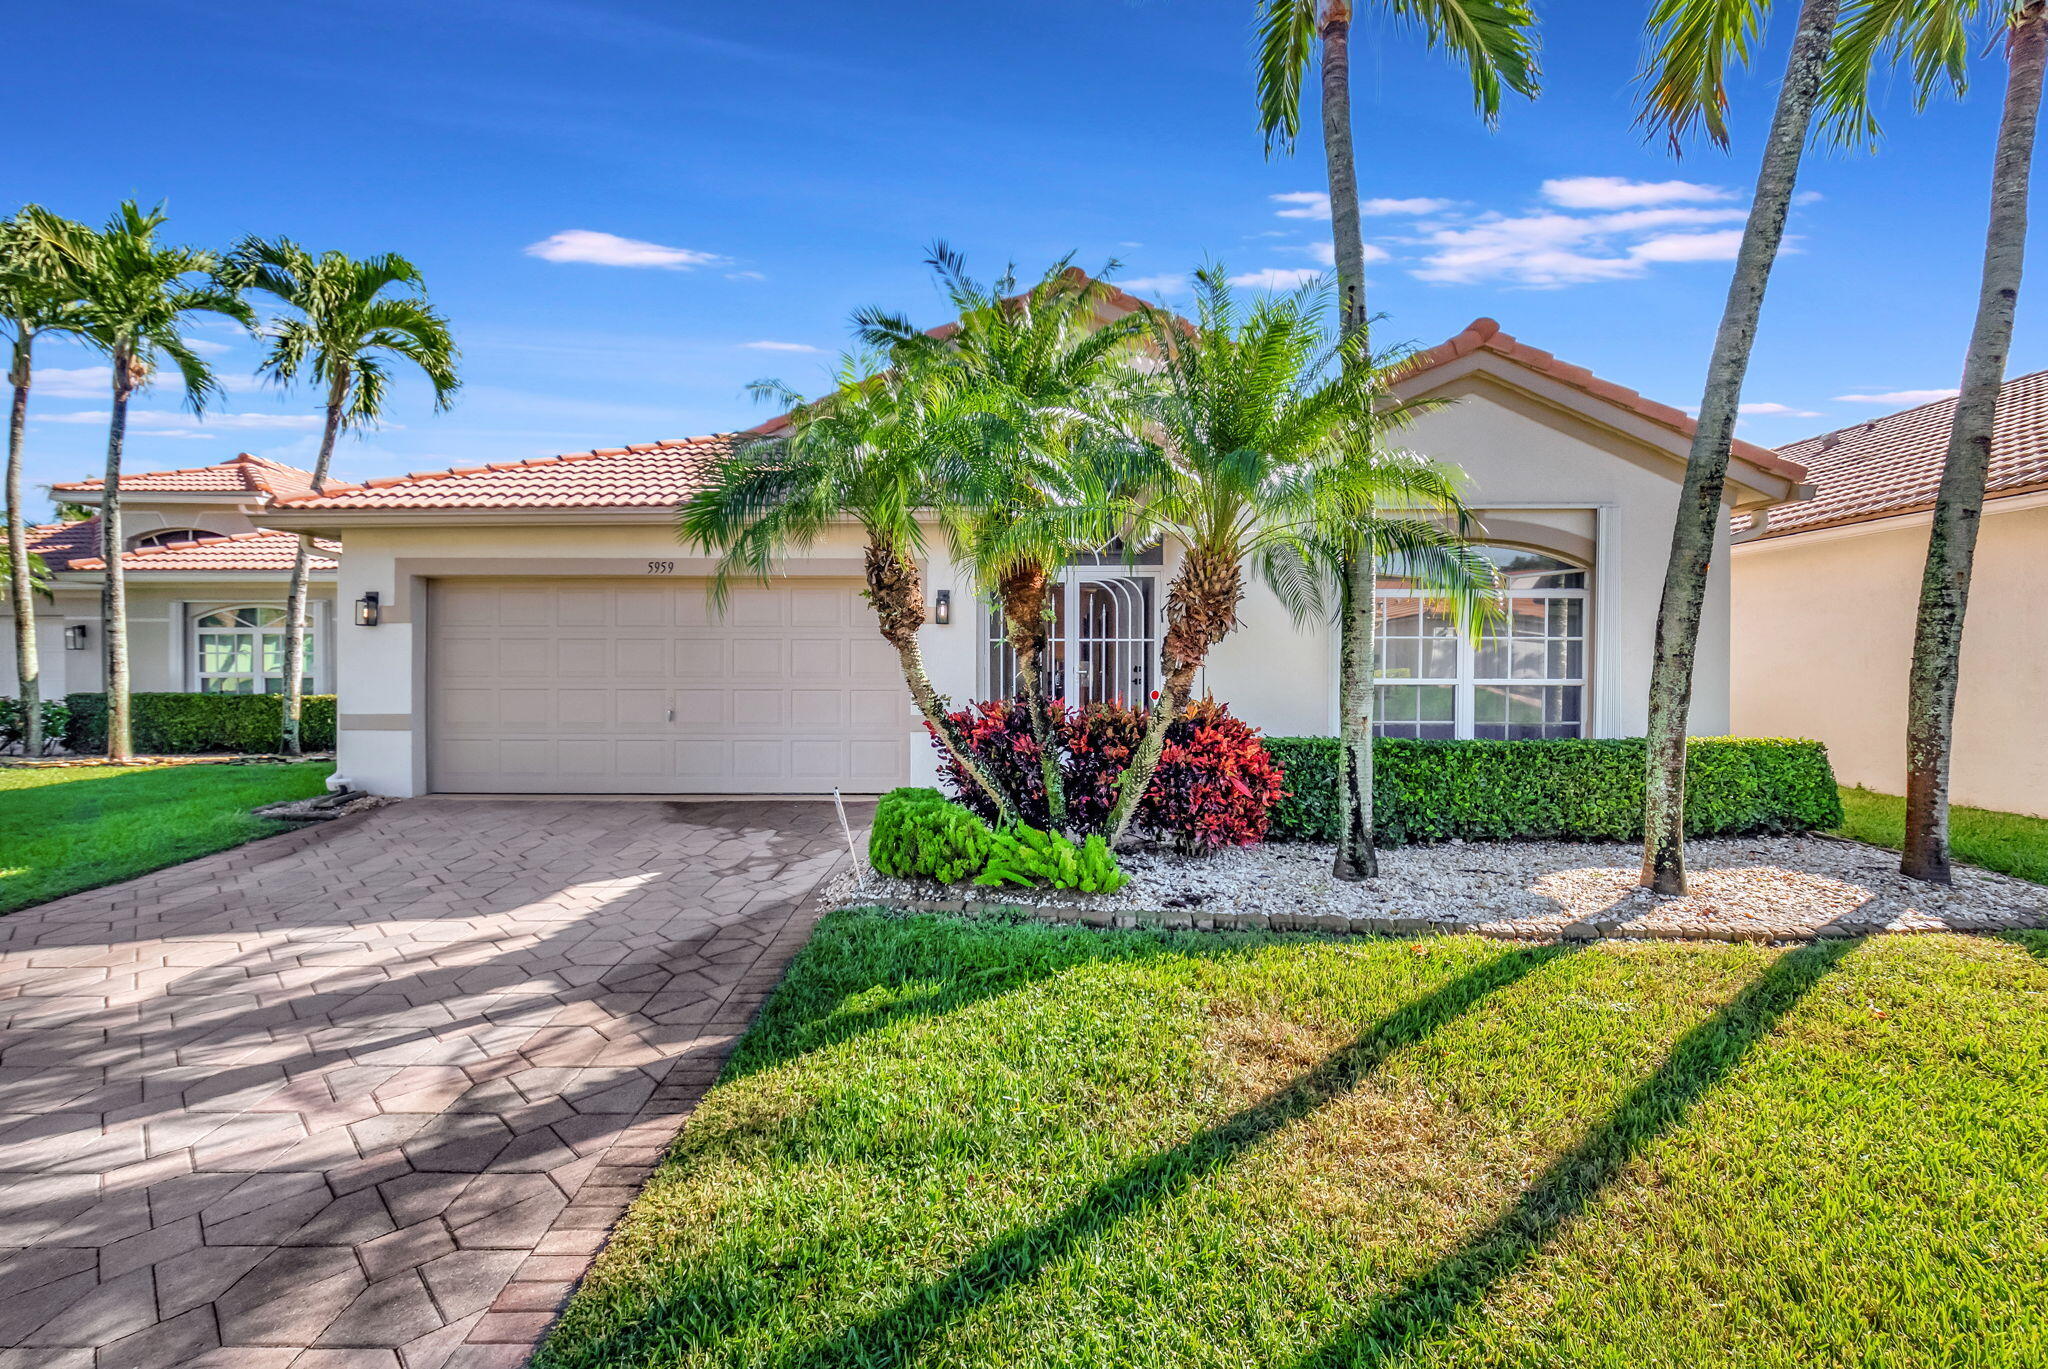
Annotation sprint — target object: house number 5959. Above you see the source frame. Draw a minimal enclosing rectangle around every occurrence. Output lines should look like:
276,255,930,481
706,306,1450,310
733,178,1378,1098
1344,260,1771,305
646,560,675,574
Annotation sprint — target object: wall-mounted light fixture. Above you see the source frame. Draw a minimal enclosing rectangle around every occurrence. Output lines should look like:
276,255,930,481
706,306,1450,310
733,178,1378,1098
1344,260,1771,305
354,591,381,627
933,589,951,626
64,623,89,651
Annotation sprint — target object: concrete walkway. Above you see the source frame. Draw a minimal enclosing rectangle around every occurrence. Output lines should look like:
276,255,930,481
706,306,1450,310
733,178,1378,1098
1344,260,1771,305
0,797,861,1369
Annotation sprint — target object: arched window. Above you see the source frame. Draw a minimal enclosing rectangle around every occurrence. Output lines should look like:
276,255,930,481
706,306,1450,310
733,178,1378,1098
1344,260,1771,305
193,606,313,694
1374,545,1588,740
130,528,214,550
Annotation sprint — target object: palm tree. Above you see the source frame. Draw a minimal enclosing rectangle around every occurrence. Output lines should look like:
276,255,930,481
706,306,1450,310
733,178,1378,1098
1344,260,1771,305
1100,272,1494,850
1254,0,1539,879
63,203,251,761
222,238,459,753
681,354,1018,822
856,246,1149,828
1883,2,2045,881
1634,0,1968,894
0,207,89,758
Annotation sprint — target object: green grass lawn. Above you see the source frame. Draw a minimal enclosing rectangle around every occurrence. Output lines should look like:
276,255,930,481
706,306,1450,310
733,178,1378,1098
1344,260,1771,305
1835,785,2048,885
539,909,2048,1369
0,761,335,914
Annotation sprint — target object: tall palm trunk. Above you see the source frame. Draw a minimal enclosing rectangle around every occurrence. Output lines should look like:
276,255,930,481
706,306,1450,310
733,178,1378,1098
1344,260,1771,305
6,330,41,756
1902,5,2047,883
866,539,1017,824
1107,546,1241,848
280,370,347,755
1639,0,1838,895
1317,0,1383,881
998,561,1065,826
101,347,138,762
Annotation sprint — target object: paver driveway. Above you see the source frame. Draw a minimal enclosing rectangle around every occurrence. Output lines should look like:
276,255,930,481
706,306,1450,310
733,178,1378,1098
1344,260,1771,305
0,796,863,1369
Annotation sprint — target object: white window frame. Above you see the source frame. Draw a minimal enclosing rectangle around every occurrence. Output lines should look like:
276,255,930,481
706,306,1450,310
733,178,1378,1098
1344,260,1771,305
130,528,215,550
1373,546,1591,741
983,567,1161,706
192,604,316,695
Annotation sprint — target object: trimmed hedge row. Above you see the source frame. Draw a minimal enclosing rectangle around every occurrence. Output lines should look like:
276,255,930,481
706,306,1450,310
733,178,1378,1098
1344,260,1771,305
62,692,337,755
1265,737,1842,846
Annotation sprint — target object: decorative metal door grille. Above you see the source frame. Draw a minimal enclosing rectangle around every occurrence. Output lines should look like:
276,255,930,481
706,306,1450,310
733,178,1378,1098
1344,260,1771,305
984,573,1155,705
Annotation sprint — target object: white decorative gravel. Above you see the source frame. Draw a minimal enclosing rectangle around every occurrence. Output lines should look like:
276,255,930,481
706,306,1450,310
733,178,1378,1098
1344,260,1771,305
828,835,2048,942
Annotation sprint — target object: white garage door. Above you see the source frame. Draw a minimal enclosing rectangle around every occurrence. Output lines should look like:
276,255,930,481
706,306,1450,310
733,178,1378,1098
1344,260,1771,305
428,578,912,794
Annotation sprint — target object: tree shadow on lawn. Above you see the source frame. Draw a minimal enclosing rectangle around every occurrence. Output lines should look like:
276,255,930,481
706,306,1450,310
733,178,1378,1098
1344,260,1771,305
553,938,1580,1369
721,908,1268,1085
1285,935,1857,1369
2004,930,2048,962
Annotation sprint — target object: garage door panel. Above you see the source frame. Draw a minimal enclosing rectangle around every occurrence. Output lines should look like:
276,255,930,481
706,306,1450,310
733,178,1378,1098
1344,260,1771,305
430,578,909,793
498,637,555,675
615,638,670,675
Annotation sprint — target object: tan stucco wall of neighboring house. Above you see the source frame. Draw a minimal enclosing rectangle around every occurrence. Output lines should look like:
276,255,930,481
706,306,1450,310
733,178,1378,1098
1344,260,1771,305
1,581,338,699
1731,495,2048,818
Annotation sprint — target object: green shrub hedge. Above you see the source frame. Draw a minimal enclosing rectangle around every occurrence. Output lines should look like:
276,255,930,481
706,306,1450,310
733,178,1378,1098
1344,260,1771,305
61,692,337,755
1264,736,1842,846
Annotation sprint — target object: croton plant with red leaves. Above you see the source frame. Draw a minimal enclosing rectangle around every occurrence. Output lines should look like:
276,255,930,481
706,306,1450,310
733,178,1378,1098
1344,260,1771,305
931,696,1286,853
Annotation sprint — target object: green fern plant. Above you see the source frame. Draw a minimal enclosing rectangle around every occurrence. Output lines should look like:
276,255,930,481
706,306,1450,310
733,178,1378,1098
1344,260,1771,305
975,823,1129,893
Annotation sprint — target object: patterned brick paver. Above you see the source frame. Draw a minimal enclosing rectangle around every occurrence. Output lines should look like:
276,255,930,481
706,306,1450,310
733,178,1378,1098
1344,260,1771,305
0,797,863,1369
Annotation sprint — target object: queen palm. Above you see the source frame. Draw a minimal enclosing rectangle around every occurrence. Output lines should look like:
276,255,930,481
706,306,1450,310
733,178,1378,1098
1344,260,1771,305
681,354,1016,821
65,203,251,762
855,247,1148,828
1101,271,1493,850
222,238,459,753
0,207,90,758
1827,0,2043,882
1634,0,1970,893
1255,0,1539,878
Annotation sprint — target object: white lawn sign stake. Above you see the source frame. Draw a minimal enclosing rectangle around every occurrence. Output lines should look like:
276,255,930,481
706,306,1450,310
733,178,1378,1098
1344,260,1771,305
832,787,862,869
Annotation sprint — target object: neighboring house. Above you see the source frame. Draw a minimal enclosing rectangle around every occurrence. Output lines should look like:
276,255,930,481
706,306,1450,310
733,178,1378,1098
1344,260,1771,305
1,452,340,700
259,315,1810,798
1732,375,2048,818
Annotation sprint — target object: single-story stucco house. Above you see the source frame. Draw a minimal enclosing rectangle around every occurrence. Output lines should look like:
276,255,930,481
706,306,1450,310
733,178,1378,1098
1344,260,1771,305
205,314,1812,798
2,452,339,699
1732,373,2048,818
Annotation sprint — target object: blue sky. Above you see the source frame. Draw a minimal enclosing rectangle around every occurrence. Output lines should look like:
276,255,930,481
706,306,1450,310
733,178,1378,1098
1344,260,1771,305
12,0,2032,513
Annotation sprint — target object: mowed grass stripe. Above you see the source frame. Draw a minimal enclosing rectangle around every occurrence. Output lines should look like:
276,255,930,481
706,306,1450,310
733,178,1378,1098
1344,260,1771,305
0,761,335,914
538,912,2048,1368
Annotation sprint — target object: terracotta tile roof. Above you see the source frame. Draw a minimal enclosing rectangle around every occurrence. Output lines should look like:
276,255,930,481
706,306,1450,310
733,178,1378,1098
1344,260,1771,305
23,519,103,572
52,452,321,501
275,436,739,510
1396,318,1810,488
49,525,337,574
1739,370,2048,540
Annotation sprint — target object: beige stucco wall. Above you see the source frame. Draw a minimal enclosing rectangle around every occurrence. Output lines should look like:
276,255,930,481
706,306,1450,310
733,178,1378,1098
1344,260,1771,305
1,581,337,699
1731,496,2048,817
1207,377,1736,739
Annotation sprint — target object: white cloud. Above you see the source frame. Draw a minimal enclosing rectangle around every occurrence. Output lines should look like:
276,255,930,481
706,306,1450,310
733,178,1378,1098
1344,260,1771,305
184,338,235,356
1228,267,1323,290
1362,197,1452,216
724,270,766,281
739,340,823,353
1628,229,1745,263
32,409,322,431
1541,176,1734,209
1738,402,1822,418
1119,273,1193,297
30,367,111,399
1834,388,1958,405
1271,191,1331,220
525,229,727,269
134,430,218,440
1794,190,1825,206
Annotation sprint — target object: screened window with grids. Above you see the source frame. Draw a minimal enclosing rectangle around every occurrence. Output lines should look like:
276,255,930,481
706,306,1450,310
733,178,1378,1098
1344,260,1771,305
1374,545,1588,740
193,606,314,694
